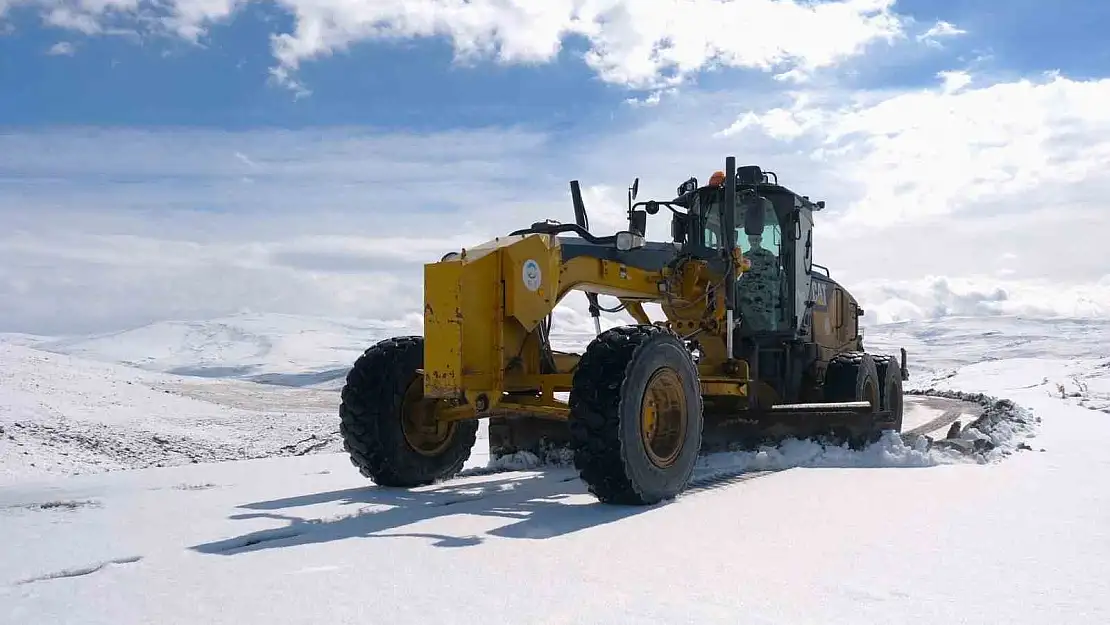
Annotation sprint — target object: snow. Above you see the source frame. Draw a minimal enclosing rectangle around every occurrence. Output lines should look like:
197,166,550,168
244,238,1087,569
26,312,424,389
2,313,1109,623
0,343,351,485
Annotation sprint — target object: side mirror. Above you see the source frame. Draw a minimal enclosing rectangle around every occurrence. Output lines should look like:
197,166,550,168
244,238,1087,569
744,195,766,236
736,165,764,185
671,214,687,243
630,177,639,201
629,210,647,236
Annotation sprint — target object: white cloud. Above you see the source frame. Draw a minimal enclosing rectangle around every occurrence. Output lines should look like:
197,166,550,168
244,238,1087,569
937,69,972,93
7,0,915,93
3,67,1110,335
0,126,560,334
706,70,1110,326
856,276,1110,325
917,19,967,47
47,40,75,55
163,0,240,41
44,7,106,34
720,71,1110,237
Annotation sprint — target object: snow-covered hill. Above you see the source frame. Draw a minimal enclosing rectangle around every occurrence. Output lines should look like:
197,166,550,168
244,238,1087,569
865,315,1110,413
0,342,351,485
18,309,1110,398
26,312,424,389
864,315,1110,379
2,313,1109,623
3,312,1108,483
20,308,609,390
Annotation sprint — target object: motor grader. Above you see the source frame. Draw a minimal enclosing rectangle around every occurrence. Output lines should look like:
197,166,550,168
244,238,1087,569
338,155,909,505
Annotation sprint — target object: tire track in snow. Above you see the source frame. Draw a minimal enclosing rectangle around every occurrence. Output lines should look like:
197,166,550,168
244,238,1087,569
680,467,783,497
902,408,965,439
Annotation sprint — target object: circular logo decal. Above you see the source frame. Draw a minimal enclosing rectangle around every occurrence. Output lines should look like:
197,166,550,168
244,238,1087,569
522,259,542,291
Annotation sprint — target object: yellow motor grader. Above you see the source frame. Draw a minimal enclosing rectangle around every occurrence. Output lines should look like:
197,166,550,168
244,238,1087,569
338,156,909,505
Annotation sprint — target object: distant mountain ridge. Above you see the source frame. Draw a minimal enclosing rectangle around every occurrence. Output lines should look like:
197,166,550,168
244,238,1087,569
6,311,1108,391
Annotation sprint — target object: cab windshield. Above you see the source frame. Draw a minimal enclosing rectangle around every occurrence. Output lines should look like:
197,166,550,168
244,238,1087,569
701,193,781,255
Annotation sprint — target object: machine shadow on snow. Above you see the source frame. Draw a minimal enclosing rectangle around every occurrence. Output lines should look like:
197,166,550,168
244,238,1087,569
189,471,655,556
189,437,957,560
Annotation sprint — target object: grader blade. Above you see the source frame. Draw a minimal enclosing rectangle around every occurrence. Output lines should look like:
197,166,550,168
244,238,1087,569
488,401,898,462
700,402,897,452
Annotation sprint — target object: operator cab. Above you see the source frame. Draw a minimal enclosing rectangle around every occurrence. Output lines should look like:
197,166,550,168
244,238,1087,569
670,165,825,340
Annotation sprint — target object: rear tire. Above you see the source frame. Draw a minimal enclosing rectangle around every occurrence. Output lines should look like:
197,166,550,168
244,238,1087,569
873,354,904,432
568,325,703,505
339,336,478,487
824,351,880,409
823,351,881,447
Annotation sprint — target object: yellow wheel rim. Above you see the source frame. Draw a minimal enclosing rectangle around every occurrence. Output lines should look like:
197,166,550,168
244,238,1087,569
400,378,455,457
639,367,688,468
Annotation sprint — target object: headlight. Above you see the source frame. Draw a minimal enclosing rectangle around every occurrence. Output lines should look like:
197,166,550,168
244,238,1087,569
615,231,645,252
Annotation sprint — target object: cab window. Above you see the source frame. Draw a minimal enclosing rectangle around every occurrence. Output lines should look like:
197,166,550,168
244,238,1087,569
701,194,781,255
703,199,723,249
736,200,781,257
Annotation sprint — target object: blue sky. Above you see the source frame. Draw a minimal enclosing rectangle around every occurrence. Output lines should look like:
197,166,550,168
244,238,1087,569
1,0,1109,334
0,0,1105,128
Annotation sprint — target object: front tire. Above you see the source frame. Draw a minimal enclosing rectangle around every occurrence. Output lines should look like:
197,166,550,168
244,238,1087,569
339,336,477,487
568,325,703,505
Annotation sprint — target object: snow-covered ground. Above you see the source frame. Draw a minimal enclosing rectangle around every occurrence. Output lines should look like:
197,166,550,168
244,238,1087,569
0,342,347,485
2,313,1108,623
